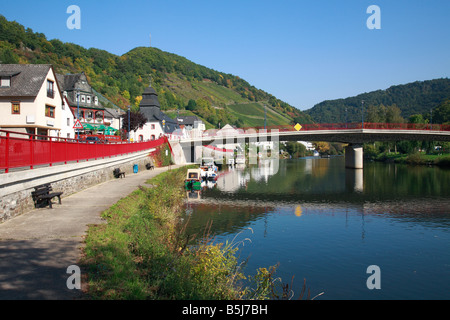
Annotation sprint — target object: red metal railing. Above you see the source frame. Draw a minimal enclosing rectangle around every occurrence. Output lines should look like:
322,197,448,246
250,122,450,132
79,134,124,142
0,130,167,173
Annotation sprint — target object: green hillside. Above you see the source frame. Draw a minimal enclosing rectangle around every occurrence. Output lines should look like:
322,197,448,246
226,103,292,127
305,79,450,123
0,15,312,128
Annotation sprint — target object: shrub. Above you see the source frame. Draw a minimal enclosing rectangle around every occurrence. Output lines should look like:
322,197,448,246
406,152,426,165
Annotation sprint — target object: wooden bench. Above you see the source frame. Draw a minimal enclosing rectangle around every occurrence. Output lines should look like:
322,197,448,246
113,168,125,178
31,183,63,209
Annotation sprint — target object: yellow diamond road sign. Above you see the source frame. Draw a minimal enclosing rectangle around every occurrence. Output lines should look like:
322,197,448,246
294,123,302,131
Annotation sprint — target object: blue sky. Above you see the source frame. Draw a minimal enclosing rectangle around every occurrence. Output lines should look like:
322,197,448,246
1,0,449,110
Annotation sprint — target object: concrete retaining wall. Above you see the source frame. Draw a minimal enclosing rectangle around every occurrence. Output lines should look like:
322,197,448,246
0,150,155,223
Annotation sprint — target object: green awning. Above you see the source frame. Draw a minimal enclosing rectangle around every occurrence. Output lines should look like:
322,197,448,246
96,124,107,131
105,127,118,135
83,123,95,130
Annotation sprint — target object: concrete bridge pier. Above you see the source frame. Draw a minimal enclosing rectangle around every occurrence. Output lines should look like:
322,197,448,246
180,142,203,164
345,144,363,169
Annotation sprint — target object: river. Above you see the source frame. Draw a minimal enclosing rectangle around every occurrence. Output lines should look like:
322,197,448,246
183,157,450,299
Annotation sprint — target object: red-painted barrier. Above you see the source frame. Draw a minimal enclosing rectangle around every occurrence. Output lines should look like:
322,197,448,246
0,130,168,173
253,122,450,132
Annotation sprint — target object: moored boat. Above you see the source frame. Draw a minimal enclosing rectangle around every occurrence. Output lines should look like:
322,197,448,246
200,157,218,181
185,168,202,190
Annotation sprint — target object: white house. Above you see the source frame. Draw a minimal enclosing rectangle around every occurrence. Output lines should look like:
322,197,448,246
175,115,205,139
0,64,68,138
60,95,76,139
130,83,179,141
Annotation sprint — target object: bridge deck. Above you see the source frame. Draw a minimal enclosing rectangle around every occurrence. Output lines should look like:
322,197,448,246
177,127,450,145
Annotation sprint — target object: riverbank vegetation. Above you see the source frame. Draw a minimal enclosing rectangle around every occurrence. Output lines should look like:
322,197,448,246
81,166,297,300
364,147,450,167
353,103,450,166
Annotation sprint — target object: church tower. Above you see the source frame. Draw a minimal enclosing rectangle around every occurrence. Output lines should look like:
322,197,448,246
138,80,179,134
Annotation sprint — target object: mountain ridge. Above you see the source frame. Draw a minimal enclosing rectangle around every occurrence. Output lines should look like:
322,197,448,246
304,78,450,123
0,15,312,128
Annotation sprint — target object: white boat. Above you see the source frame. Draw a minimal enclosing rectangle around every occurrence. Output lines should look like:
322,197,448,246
200,157,218,180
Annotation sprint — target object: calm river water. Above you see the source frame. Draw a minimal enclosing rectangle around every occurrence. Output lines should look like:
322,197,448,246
183,157,450,299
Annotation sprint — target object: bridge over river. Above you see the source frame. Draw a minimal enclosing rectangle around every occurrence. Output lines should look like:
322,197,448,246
169,122,450,169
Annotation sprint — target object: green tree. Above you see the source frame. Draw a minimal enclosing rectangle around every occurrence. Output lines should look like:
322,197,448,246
386,105,404,123
285,141,306,158
433,99,450,124
186,99,197,111
409,114,426,124
366,104,386,123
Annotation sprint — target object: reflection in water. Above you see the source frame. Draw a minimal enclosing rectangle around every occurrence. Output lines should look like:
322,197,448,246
184,158,450,299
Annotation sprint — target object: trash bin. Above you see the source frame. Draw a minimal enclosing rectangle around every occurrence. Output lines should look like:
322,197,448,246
133,164,138,173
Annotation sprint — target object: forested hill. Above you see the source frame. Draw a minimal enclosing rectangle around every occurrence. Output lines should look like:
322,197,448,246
304,78,450,124
0,15,312,128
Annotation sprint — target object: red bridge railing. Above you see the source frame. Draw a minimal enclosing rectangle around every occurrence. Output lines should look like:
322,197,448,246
0,130,167,173
255,122,450,132
185,122,450,138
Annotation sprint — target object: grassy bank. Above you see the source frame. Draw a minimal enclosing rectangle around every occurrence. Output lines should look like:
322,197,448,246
371,152,450,166
81,166,285,300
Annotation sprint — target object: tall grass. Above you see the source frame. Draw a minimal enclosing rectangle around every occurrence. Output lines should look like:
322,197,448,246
81,166,248,299
81,166,318,299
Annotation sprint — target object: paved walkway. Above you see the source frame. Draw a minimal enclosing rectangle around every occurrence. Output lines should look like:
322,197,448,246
0,164,185,300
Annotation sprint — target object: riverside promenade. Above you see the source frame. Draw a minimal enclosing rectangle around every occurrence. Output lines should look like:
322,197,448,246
0,164,185,300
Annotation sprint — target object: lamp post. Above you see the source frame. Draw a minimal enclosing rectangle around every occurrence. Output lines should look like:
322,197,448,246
264,104,267,129
127,105,131,142
76,89,80,140
361,100,365,129
345,107,348,128
430,108,433,130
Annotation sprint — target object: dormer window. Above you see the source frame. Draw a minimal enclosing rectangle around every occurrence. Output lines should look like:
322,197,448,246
81,95,86,103
94,96,98,106
87,95,91,104
0,77,11,87
47,80,54,98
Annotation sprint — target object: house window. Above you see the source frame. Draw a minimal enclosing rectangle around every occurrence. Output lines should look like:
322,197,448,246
45,105,55,118
94,96,98,106
139,135,144,142
11,101,20,114
47,80,54,98
67,118,70,126
1,77,11,87
81,95,86,103
87,96,91,104
151,124,155,130
151,135,156,141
